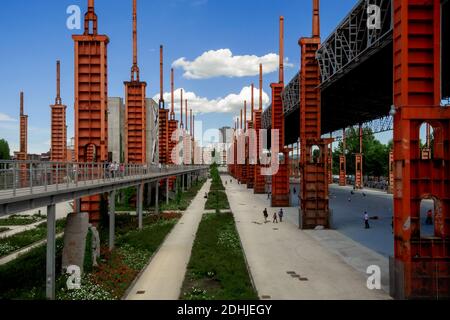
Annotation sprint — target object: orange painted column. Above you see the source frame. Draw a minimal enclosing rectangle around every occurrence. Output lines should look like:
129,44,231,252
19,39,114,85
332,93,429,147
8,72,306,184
168,68,178,189
18,92,28,188
339,128,347,186
391,0,450,300
354,124,363,189
299,0,332,229
73,0,109,223
254,64,266,194
270,16,290,207
388,150,393,194
50,61,67,163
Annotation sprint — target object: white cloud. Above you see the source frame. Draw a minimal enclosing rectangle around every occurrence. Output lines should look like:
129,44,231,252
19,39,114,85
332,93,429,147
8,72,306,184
172,49,293,79
153,86,270,116
0,113,16,122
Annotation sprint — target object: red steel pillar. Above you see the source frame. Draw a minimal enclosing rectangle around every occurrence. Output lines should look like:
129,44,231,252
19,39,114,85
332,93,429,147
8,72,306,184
388,150,394,194
391,0,450,299
168,68,178,188
271,16,290,207
18,92,28,188
299,0,332,229
339,128,346,186
355,124,363,189
158,45,169,165
50,61,67,162
73,0,109,223
125,0,147,165
254,64,266,194
240,101,248,185
327,133,333,184
247,84,255,189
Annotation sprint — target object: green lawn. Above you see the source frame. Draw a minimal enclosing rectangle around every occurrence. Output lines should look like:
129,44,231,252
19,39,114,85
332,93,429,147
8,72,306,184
180,212,258,300
205,190,230,210
0,214,45,226
58,217,179,300
0,219,66,258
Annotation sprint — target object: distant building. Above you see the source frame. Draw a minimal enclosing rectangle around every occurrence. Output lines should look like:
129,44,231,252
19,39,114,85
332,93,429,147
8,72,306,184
108,97,125,163
218,126,232,165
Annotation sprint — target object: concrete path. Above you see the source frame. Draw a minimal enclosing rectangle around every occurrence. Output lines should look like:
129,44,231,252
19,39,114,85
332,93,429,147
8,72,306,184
223,175,390,300
126,180,211,300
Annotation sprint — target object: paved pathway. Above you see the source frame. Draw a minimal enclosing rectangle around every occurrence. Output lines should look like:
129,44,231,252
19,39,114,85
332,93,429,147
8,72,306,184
126,180,211,300
223,175,390,300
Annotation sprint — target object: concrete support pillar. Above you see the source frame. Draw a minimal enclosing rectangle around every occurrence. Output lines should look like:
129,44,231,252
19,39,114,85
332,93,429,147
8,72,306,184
109,190,116,252
46,204,56,300
137,184,143,230
155,181,159,215
166,178,169,205
182,174,185,192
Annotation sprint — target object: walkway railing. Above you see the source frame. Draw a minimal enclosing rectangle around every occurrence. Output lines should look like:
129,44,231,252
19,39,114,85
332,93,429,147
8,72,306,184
0,160,206,198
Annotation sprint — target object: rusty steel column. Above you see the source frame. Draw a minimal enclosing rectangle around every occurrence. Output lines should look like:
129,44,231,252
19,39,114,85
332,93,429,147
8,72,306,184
339,128,347,186
18,92,28,188
247,84,255,189
271,16,289,207
388,150,394,194
158,45,169,165
354,124,363,189
125,0,147,165
240,101,248,185
168,68,179,187
73,0,109,223
50,61,67,162
299,0,332,229
183,99,191,165
254,64,266,194
391,0,450,300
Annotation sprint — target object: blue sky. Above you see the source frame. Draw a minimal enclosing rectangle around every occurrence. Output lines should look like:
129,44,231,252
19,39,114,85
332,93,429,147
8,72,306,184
0,0,369,154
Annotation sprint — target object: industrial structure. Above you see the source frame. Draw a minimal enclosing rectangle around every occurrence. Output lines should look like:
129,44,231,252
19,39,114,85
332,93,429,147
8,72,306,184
2,0,449,301
228,0,450,299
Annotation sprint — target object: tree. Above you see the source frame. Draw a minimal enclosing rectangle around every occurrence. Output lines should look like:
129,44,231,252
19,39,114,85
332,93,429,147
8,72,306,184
332,128,390,177
0,139,10,160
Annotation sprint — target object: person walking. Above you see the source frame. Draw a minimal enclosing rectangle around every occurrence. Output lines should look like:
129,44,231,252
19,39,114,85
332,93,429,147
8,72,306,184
278,208,284,223
273,212,278,224
263,208,269,223
364,211,370,229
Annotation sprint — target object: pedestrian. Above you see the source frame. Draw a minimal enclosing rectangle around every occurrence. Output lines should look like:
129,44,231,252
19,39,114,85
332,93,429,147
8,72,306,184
278,208,284,222
348,197,351,202
263,208,269,223
426,209,433,225
273,212,278,223
364,211,370,229
293,187,297,195
120,163,125,178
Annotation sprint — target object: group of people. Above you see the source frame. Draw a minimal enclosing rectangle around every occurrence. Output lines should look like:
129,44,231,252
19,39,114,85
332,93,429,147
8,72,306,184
263,208,284,224
105,161,124,178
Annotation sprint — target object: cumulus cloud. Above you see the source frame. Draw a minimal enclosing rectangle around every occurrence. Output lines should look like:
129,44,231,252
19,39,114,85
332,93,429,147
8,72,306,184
0,113,16,122
172,49,293,79
153,86,270,116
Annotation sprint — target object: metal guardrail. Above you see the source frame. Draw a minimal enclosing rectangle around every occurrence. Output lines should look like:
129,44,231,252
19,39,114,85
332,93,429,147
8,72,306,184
0,160,206,198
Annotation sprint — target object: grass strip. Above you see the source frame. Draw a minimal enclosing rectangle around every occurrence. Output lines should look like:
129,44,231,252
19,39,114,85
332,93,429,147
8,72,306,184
0,219,66,258
0,214,45,226
180,212,258,300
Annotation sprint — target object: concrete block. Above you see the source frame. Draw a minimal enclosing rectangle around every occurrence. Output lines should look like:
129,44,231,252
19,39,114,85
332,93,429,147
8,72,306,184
62,212,89,274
